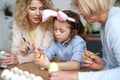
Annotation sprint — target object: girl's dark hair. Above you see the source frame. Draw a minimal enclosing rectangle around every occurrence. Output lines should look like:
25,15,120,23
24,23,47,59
62,10,87,41
53,10,87,45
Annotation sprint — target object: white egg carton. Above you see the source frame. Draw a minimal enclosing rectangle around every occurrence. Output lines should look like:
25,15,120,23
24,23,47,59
1,67,43,80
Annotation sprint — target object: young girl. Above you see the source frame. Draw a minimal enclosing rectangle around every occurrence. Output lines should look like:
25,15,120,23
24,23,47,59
35,10,87,70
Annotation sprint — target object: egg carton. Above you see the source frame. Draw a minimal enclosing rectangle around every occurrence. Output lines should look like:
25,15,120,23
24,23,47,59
0,67,43,80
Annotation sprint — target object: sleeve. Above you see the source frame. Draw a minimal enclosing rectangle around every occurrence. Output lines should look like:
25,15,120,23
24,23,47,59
100,16,120,70
17,54,34,64
102,48,110,70
11,21,34,64
11,21,23,55
108,19,120,67
42,42,56,61
70,37,86,64
78,67,120,80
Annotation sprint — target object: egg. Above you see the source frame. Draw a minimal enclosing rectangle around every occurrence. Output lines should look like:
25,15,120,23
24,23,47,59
48,62,59,73
26,78,32,80
40,54,45,60
6,71,14,80
0,51,6,58
36,54,45,70
33,76,43,80
18,69,23,76
18,75,27,80
36,53,45,60
36,53,41,58
1,69,10,79
11,74,19,80
24,71,30,78
11,67,19,74
29,73,36,80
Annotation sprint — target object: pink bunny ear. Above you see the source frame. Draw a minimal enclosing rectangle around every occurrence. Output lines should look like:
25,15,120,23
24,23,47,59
57,11,75,22
42,9,57,22
57,11,68,21
42,9,75,22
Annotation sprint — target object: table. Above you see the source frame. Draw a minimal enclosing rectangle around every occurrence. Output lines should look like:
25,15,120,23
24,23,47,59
88,35,100,41
0,62,50,80
0,62,91,80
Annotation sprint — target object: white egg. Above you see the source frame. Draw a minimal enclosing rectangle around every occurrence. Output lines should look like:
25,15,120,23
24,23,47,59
26,78,32,80
0,51,6,54
12,67,19,74
18,69,23,75
24,71,30,78
11,68,14,72
0,51,6,57
6,71,14,80
18,75,27,80
1,69,10,79
33,76,43,80
11,74,19,80
29,73,36,80
48,62,59,73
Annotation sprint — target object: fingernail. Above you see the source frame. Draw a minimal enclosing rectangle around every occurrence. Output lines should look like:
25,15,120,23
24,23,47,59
89,61,93,64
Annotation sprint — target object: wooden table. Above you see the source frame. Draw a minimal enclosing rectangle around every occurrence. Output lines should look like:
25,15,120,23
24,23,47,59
0,62,50,80
0,62,91,80
88,35,100,41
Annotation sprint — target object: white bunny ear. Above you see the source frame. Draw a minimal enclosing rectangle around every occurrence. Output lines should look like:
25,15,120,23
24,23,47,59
42,9,57,22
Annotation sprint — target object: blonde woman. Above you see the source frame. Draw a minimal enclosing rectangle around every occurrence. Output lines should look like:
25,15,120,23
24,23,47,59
50,0,120,80
1,0,54,65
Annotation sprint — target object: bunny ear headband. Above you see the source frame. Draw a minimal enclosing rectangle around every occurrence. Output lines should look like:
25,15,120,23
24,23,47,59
42,9,75,22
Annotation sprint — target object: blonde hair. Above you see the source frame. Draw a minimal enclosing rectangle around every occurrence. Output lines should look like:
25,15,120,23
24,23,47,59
14,0,54,30
74,0,116,17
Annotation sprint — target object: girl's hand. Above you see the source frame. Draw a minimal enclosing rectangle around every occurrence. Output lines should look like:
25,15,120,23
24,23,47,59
82,50,105,70
19,42,30,56
33,48,42,58
34,48,42,54
0,53,19,65
34,55,50,69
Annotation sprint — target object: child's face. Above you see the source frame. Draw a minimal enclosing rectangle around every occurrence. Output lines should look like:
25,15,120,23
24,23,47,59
53,20,71,43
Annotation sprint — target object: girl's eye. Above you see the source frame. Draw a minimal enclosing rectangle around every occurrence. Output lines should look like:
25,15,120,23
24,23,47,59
60,30,64,33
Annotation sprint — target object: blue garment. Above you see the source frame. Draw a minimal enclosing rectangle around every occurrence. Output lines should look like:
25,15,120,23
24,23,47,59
43,35,86,64
78,7,120,80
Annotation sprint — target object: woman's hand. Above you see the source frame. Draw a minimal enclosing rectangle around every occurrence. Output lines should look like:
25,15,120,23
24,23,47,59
49,71,78,80
19,42,30,56
82,50,105,70
0,53,19,66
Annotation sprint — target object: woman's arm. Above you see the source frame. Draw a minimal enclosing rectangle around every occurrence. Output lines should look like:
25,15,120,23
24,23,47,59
11,21,34,64
11,21,23,55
